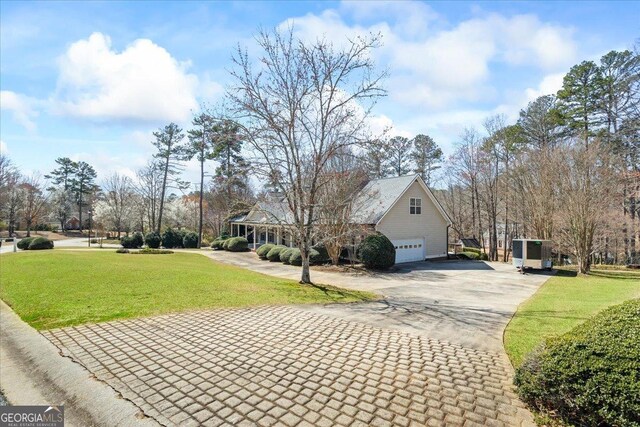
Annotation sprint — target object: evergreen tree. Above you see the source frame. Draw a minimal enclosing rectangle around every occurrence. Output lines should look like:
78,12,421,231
211,119,249,197
411,134,443,185
557,61,604,147
187,113,216,248
70,161,99,233
46,157,76,231
152,123,189,233
387,136,413,176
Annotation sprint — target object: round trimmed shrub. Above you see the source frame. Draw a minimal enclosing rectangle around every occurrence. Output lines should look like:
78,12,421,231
266,245,287,261
211,239,225,250
357,233,395,270
17,237,36,250
222,238,232,250
161,228,184,248
256,244,275,259
279,248,294,264
145,231,161,249
514,299,640,427
121,232,143,249
227,237,249,252
289,248,302,266
183,232,199,248
27,237,54,250
310,244,330,265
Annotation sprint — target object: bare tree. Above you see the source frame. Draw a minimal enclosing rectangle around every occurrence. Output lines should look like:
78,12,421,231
102,173,134,238
135,161,164,233
229,28,386,283
555,140,616,273
20,174,49,237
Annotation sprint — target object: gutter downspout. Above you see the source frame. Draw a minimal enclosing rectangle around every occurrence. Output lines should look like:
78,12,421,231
446,224,451,260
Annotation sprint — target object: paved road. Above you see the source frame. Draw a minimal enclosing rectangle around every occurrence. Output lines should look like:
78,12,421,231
40,252,550,426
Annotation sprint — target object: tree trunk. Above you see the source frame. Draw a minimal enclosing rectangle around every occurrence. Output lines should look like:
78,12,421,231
157,156,170,233
198,157,204,248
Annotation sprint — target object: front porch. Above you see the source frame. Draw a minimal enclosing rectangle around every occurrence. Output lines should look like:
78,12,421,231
229,222,297,250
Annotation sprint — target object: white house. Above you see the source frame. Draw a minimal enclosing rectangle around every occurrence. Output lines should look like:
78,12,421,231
229,174,452,264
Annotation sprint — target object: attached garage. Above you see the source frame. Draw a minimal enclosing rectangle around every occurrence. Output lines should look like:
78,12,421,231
392,238,426,263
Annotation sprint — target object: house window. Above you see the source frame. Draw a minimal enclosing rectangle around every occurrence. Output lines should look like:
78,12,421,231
410,198,422,215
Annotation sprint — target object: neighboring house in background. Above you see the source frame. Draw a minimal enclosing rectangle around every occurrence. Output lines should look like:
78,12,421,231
65,216,81,230
229,174,452,264
458,238,482,250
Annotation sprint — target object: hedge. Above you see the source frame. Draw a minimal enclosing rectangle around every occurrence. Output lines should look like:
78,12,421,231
183,232,199,248
310,244,330,265
121,232,143,249
514,299,640,427
132,248,174,254
145,231,162,249
211,238,225,250
17,237,36,250
161,228,185,248
458,251,479,260
222,238,232,250
289,248,302,266
27,237,54,250
256,244,275,259
279,248,294,264
357,233,395,270
227,237,249,252
266,246,287,261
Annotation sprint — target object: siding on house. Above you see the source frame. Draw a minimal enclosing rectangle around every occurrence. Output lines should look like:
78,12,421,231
376,180,448,257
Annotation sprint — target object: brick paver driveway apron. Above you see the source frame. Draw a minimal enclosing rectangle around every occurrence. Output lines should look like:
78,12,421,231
44,305,535,426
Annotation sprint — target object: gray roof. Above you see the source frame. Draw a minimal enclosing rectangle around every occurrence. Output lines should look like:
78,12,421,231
351,174,418,224
233,174,431,226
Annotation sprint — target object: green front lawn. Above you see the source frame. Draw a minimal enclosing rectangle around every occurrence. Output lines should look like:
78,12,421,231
0,251,376,330
504,267,640,366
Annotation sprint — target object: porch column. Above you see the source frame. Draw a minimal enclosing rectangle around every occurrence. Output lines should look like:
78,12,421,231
253,226,257,250
277,227,281,245
244,224,248,239
289,231,294,248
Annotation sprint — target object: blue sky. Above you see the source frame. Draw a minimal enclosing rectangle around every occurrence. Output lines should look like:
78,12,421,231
1,1,638,185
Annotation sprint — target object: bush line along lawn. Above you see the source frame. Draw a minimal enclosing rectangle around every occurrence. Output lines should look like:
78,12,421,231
0,251,376,330
504,267,640,367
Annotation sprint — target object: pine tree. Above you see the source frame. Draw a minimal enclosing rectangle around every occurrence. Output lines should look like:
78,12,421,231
411,134,443,185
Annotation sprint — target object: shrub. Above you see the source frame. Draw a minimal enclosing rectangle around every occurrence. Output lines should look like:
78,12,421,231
256,244,275,259
357,233,395,270
133,248,174,254
211,239,225,250
227,237,249,252
289,248,302,266
515,299,640,427
27,237,54,250
266,245,287,261
310,244,330,265
478,252,489,261
121,232,143,249
145,231,161,249
17,237,36,250
222,238,232,250
463,247,482,255
116,248,129,254
279,248,294,264
458,251,479,260
183,232,199,248
161,228,184,248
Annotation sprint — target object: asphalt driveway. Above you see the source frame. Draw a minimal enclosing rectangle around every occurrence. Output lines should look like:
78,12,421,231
205,252,552,352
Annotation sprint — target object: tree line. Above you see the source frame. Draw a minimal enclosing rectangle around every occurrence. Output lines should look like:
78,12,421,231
440,48,639,273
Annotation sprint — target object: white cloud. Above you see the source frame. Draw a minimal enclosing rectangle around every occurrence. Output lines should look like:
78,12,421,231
525,73,565,102
0,90,39,131
54,32,200,123
0,140,8,155
283,5,577,109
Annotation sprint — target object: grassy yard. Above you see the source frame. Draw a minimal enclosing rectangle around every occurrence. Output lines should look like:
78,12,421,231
0,251,376,330
504,267,640,366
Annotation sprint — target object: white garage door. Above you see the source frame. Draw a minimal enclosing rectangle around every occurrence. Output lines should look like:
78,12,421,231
392,238,425,263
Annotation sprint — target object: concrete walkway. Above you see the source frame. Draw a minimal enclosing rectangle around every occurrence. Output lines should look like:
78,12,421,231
203,251,552,352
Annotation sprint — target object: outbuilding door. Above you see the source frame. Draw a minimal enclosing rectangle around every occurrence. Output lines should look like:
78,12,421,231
392,238,426,263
